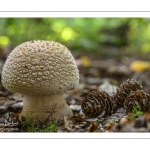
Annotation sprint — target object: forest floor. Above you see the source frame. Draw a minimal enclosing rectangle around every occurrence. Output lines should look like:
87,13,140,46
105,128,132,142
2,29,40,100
0,50,150,132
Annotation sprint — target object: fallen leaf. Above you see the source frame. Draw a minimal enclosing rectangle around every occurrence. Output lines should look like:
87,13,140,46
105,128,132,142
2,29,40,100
87,122,98,132
130,60,150,72
79,56,91,67
103,122,115,132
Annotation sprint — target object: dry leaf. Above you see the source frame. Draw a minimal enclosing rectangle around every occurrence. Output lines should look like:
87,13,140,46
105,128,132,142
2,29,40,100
79,56,91,67
64,116,74,130
103,122,115,132
71,114,86,123
119,115,134,125
87,122,98,132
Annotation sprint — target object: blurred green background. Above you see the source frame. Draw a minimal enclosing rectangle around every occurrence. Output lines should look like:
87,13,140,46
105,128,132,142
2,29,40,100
0,18,150,56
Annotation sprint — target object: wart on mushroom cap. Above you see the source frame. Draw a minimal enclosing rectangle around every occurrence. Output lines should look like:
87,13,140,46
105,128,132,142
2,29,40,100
1,40,79,122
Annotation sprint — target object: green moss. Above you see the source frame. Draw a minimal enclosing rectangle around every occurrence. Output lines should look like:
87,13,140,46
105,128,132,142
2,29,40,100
21,115,58,132
129,105,144,121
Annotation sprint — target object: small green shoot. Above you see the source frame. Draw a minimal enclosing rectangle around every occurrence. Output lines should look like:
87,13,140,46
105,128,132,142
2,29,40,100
129,105,144,121
112,118,118,124
96,118,102,124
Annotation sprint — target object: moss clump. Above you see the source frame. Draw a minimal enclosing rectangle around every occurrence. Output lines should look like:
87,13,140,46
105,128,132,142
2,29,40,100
129,105,143,121
20,115,58,132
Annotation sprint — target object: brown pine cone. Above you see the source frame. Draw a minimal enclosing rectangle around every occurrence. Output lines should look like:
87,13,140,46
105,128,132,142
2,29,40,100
146,95,150,112
81,91,115,118
113,79,143,107
124,90,149,113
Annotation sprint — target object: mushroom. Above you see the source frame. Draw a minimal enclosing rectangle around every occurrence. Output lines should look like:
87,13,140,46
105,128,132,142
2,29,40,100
1,40,79,122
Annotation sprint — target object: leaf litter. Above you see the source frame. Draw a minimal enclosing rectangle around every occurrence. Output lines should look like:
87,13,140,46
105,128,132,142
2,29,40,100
1,52,150,132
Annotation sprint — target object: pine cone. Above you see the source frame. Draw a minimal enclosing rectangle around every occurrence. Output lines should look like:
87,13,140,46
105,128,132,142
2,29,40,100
124,90,149,113
113,79,143,107
146,96,150,112
81,91,116,118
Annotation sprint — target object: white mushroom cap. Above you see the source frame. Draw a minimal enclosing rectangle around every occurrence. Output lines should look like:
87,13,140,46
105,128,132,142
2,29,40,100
2,40,79,96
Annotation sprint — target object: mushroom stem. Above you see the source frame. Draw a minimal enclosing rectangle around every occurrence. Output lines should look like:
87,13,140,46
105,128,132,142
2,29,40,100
20,94,73,122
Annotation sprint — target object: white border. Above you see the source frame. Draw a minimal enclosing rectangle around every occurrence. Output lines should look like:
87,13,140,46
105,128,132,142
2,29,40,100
0,0,150,11
0,0,150,140
0,12,150,18
0,133,150,139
